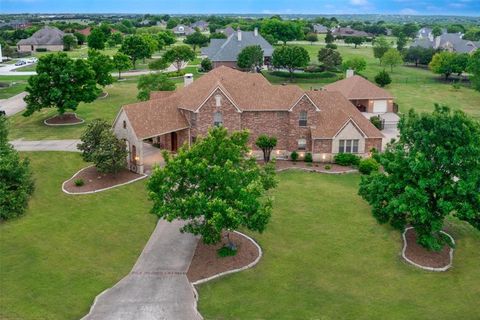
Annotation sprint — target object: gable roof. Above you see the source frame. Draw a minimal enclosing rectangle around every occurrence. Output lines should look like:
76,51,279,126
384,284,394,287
323,75,393,100
201,31,274,62
332,27,373,38
17,26,65,46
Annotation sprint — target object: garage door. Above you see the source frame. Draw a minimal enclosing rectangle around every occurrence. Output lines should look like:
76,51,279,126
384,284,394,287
373,100,387,113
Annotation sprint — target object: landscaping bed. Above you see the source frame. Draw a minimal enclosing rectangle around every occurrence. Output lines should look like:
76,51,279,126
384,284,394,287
403,227,453,270
63,165,145,194
44,113,84,126
275,160,356,173
187,232,260,283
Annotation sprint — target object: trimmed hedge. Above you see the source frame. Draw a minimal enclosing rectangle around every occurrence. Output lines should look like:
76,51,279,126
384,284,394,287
358,158,380,175
334,153,361,166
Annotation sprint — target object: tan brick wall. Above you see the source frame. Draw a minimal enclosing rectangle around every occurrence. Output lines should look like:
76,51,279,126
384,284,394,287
17,44,64,52
286,95,320,151
365,138,383,153
241,111,290,150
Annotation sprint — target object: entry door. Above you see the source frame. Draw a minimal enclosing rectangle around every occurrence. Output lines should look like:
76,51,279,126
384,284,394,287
171,132,178,152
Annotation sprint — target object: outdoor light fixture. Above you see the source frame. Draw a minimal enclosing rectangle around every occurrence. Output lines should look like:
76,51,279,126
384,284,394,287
276,150,280,155
322,154,326,160
134,156,140,161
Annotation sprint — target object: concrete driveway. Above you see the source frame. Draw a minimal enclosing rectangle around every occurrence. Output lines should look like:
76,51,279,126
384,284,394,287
82,219,201,320
0,92,27,117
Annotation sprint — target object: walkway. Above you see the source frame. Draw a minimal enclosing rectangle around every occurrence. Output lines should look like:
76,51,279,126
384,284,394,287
0,92,27,117
10,139,81,152
82,219,201,320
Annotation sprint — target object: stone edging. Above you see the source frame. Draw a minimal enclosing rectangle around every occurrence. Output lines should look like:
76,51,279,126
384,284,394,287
61,165,147,195
44,113,85,126
401,227,455,272
276,167,358,175
191,231,263,286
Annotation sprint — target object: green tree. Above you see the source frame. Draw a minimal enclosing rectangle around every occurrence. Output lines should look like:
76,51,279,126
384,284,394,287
342,57,367,73
78,119,110,162
255,134,277,163
200,58,213,72
156,30,176,46
432,26,443,38
344,36,365,48
73,32,86,45
62,34,77,51
381,48,403,72
429,51,457,80
87,27,106,50
119,35,152,69
396,33,407,51
359,106,480,251
317,47,342,70
237,45,264,71
372,36,390,61
24,53,99,116
162,45,196,72
272,46,310,79
137,73,175,101
325,30,334,44
110,32,123,45
402,23,419,39
374,69,391,87
140,33,159,57
463,27,480,41
92,130,128,176
405,46,435,67
112,52,132,79
148,58,169,71
452,53,469,76
87,49,114,87
209,32,227,40
148,127,277,244
467,50,480,91
261,19,303,44
305,32,318,45
0,116,35,221
184,30,209,51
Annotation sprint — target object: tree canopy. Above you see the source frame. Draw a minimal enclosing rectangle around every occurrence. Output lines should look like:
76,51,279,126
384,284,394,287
119,35,152,68
374,69,391,87
467,50,480,91
359,105,480,251
237,45,264,71
317,48,342,70
112,52,133,79
78,119,111,162
344,36,365,48
256,134,277,163
87,49,114,87
261,19,303,44
429,51,462,80
272,45,310,78
184,30,209,50
162,45,196,72
381,48,403,72
148,127,277,244
342,57,367,73
62,34,77,51
137,73,176,101
87,27,106,50
373,36,390,61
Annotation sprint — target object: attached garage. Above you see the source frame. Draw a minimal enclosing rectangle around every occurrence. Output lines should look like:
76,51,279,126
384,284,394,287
373,100,387,113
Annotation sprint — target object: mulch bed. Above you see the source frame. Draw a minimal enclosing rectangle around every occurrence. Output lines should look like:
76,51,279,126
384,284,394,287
404,228,452,269
274,160,356,173
187,232,259,283
63,166,144,194
44,113,83,125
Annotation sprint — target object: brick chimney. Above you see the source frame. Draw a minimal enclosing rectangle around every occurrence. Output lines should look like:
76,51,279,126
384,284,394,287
237,28,242,41
184,73,193,87
346,69,354,78
254,27,258,37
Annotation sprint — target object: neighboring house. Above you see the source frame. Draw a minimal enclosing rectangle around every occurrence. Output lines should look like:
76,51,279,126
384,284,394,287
172,25,195,36
417,27,447,41
17,26,65,52
313,24,329,34
0,20,31,29
113,66,383,174
412,33,479,53
190,20,209,32
216,26,235,37
331,27,373,38
323,71,399,130
76,26,119,37
201,28,274,69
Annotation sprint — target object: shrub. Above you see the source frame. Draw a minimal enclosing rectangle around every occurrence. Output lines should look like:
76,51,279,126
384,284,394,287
74,179,85,187
304,152,313,163
334,153,361,166
324,164,332,170
374,69,392,87
164,70,186,78
358,158,380,175
370,115,383,130
200,58,213,72
35,48,47,52
217,245,237,257
290,151,299,162
326,43,337,49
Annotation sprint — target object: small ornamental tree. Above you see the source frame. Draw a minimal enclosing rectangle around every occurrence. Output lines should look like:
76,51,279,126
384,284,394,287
24,53,99,116
381,48,403,72
74,32,86,45
359,105,480,251
342,57,367,74
374,69,391,87
78,119,111,162
396,33,407,51
317,48,342,70
162,45,196,72
156,30,176,46
372,36,390,61
272,45,310,79
87,49,114,88
112,52,132,79
148,127,277,245
467,50,480,91
237,45,264,71
345,36,365,48
137,73,176,101
87,27,106,50
305,32,318,45
429,51,457,80
325,30,334,44
200,58,213,72
0,116,35,221
184,30,209,51
255,134,277,163
62,34,77,51
92,130,128,176
120,35,151,69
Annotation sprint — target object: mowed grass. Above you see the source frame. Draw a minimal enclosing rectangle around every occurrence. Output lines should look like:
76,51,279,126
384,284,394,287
0,152,156,320
198,171,480,320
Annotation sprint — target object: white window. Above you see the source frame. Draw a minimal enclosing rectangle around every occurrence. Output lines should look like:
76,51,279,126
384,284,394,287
298,139,307,150
339,139,359,153
190,112,197,127
299,111,308,127
214,112,223,127
215,94,222,107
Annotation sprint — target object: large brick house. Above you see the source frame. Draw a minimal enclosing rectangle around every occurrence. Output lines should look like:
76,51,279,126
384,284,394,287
113,67,383,174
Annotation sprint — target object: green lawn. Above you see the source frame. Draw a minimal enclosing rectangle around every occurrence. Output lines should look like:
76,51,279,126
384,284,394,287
0,152,156,320
0,81,27,99
198,171,480,320
33,45,119,59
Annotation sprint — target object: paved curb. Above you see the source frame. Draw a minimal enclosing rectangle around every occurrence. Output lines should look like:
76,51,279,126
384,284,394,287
401,227,455,272
276,167,358,174
61,165,147,195
191,231,263,286
44,113,85,127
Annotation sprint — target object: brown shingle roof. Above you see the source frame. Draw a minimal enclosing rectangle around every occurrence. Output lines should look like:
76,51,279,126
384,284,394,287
307,90,383,139
323,75,393,100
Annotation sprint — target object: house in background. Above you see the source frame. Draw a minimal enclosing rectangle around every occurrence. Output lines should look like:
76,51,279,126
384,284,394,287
331,27,373,38
313,24,329,34
190,20,209,32
172,25,195,36
113,66,383,174
215,26,235,37
17,26,65,52
201,28,274,69
413,32,479,53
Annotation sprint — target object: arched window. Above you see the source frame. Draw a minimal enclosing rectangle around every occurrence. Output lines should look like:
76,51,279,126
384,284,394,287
299,111,307,127
214,112,223,127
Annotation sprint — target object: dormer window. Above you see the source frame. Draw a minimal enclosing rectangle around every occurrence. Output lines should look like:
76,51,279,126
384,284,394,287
215,94,222,107
214,111,223,127
299,111,307,127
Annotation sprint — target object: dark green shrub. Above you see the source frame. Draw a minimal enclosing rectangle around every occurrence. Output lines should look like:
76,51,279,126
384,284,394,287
217,245,237,257
74,179,85,187
164,70,186,78
374,69,392,87
304,152,313,163
324,164,332,170
200,58,213,72
326,43,338,49
334,153,361,166
370,115,383,130
35,48,47,52
290,151,299,162
358,158,380,175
